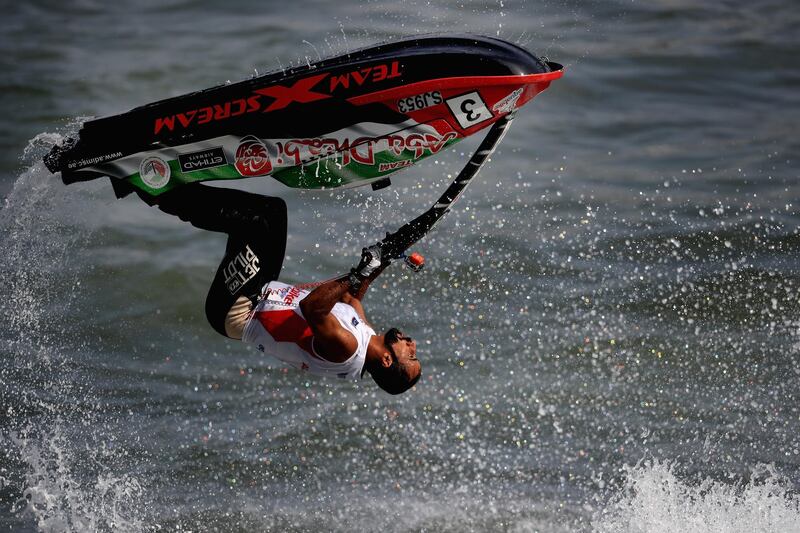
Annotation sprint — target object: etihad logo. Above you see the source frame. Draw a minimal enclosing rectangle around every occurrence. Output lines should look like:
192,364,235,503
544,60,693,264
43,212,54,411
153,61,403,135
178,147,226,173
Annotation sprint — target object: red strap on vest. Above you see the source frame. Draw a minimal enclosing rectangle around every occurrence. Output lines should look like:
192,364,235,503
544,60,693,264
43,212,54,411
255,310,314,355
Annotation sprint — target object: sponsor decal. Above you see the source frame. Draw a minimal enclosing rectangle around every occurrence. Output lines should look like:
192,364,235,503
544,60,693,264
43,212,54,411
154,96,262,135
379,159,414,172
263,281,323,297
68,151,123,170
446,91,493,129
178,147,227,173
153,61,403,134
261,299,296,308
397,90,442,113
224,244,260,294
235,136,272,177
253,74,330,112
329,61,402,91
281,286,303,306
124,123,458,190
388,131,456,159
279,136,374,167
351,316,359,327
138,156,171,189
276,130,457,169
264,284,305,306
492,87,524,114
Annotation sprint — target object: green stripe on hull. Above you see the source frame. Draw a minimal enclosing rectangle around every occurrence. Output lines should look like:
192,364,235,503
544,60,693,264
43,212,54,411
125,137,462,195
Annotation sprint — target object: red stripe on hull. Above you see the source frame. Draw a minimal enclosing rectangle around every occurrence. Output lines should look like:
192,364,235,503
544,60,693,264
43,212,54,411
346,71,563,106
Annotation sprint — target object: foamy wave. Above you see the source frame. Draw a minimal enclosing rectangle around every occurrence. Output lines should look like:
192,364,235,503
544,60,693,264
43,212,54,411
9,424,145,533
593,459,800,533
2,134,148,532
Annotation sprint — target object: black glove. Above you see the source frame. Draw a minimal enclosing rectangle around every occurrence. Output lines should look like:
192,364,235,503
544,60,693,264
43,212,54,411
355,245,384,277
349,244,384,290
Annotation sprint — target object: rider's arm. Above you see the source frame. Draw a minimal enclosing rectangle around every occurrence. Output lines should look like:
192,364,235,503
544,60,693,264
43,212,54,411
345,262,388,301
299,247,388,362
341,263,388,325
299,276,358,362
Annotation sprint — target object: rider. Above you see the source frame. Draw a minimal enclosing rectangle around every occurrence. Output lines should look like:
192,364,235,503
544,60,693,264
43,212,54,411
132,182,421,395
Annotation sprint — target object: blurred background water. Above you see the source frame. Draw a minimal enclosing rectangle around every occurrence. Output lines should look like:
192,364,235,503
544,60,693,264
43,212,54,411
1,1,799,531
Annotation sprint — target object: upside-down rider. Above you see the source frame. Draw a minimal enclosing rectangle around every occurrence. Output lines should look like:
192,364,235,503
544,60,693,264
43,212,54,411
129,182,421,394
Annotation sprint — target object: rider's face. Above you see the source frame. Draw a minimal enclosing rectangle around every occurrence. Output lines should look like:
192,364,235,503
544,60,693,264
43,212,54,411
386,329,420,376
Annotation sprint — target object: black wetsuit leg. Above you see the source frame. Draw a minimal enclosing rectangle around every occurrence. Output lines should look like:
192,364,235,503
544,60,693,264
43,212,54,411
141,184,287,337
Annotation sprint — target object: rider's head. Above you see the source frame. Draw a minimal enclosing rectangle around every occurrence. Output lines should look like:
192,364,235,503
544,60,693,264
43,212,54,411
367,327,421,395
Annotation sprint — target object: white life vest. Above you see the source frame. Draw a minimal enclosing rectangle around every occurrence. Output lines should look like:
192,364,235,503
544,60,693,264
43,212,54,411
242,281,374,380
